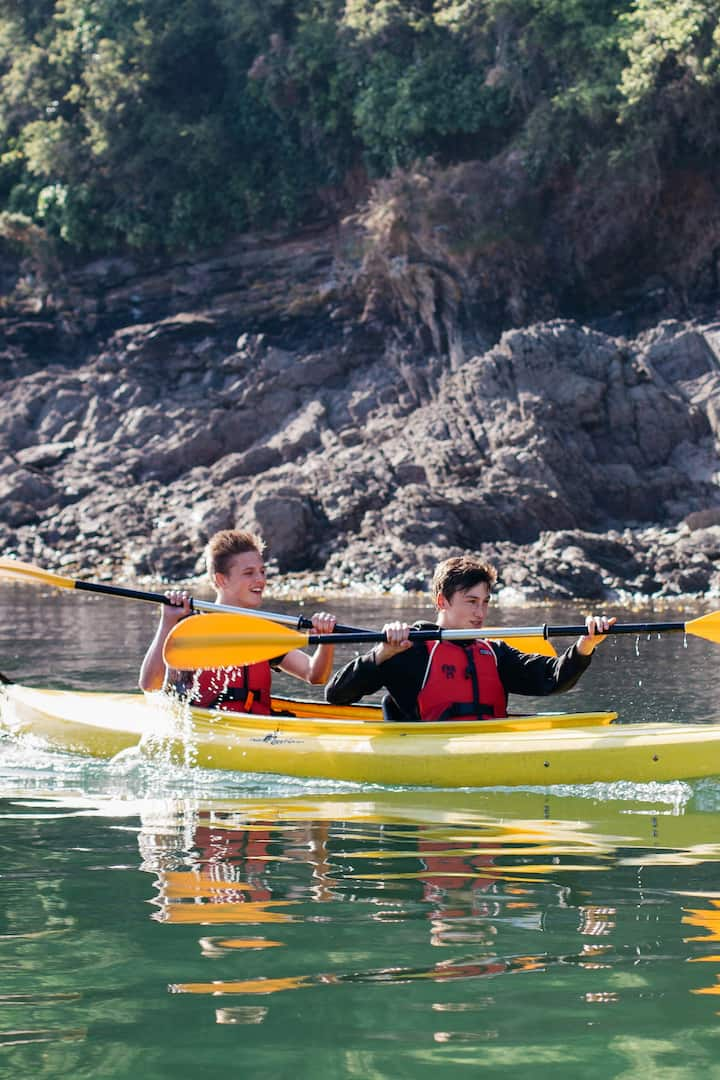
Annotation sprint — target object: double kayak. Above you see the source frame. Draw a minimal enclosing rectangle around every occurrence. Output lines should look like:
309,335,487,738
2,682,720,786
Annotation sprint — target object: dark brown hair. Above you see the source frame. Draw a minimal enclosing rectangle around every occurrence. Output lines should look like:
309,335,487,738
205,529,265,578
431,556,497,604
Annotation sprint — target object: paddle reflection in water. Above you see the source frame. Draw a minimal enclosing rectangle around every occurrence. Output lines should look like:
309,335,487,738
135,791,720,1039
675,893,720,1006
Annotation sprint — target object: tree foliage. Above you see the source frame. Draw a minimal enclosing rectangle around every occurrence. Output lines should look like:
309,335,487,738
0,0,719,254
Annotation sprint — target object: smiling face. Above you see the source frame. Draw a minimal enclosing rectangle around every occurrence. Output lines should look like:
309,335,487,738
436,581,491,630
212,549,267,608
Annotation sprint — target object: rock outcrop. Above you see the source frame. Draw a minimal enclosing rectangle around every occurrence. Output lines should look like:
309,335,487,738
3,228,720,601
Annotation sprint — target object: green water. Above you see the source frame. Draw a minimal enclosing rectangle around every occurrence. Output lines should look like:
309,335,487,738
2,584,720,1078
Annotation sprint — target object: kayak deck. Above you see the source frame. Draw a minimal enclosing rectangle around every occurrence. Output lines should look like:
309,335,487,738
2,683,719,786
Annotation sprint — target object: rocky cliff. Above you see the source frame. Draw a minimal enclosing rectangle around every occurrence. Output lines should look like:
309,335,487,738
3,225,720,601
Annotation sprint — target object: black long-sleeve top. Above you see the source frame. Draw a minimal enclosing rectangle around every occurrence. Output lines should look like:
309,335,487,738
325,621,593,722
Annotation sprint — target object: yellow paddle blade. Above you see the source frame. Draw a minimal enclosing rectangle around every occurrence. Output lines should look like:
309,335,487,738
0,557,75,589
164,614,308,669
686,610,720,645
501,636,557,658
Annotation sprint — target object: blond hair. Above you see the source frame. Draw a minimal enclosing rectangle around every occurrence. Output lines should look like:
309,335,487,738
205,529,265,578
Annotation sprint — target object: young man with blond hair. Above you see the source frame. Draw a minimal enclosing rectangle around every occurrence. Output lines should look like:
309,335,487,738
139,529,336,712
325,555,614,722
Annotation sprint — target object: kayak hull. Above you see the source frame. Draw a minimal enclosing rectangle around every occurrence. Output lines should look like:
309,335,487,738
2,683,719,786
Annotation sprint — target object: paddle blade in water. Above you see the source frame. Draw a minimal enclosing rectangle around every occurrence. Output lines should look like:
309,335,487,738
164,613,308,669
0,557,75,589
685,610,720,645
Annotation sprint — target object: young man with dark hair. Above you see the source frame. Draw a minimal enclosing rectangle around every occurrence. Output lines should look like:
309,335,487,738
325,555,614,722
139,529,336,712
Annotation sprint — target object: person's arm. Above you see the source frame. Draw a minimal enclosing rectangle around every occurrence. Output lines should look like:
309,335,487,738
370,621,414,664
575,615,616,656
279,611,336,685
324,649,388,704
494,614,616,697
495,639,591,697
326,630,429,711
326,620,415,701
138,591,191,691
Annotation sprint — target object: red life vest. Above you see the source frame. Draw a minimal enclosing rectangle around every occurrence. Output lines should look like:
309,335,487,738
416,640,507,722
190,662,272,715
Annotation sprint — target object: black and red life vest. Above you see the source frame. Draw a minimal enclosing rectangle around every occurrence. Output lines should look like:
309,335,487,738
190,662,272,715
416,640,507,722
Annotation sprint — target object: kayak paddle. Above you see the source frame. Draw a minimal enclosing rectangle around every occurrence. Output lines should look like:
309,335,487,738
0,555,554,655
163,608,720,669
0,556,366,633
163,612,560,668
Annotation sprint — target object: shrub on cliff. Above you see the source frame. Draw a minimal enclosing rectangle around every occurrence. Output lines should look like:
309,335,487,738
0,0,719,319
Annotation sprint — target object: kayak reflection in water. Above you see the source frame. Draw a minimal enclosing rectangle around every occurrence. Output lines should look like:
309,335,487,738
138,529,336,713
325,555,615,722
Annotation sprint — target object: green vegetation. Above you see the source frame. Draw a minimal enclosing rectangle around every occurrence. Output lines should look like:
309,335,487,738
1,0,719,255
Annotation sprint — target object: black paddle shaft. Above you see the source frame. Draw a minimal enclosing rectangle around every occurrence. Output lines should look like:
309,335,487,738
303,621,690,646
546,621,684,637
73,579,367,632
305,629,445,645
75,580,170,604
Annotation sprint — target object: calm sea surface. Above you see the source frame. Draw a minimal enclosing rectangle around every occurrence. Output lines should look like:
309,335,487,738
2,582,720,1079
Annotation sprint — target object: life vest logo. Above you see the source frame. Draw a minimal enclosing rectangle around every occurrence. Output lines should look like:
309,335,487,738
441,664,456,679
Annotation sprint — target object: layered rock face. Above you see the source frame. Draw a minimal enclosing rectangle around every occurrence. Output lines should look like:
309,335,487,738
2,229,720,600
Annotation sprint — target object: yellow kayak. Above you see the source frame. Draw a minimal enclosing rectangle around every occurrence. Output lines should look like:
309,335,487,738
2,681,720,786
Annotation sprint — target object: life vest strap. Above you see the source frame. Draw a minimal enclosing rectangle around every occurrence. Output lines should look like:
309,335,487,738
202,687,256,711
